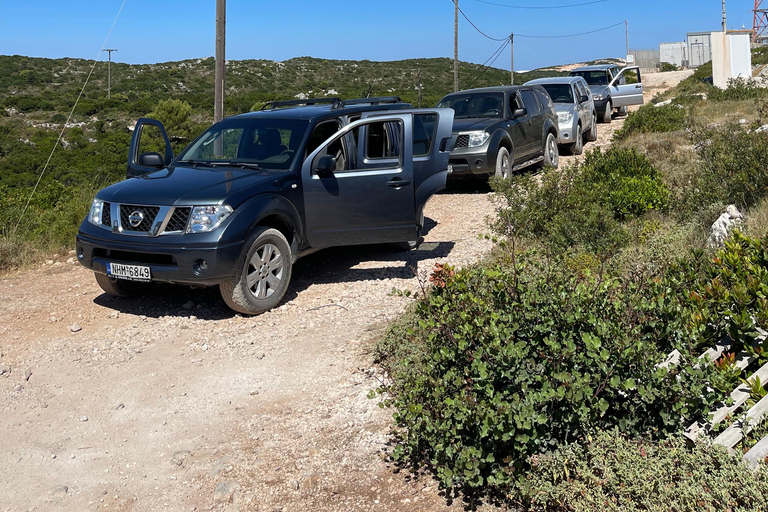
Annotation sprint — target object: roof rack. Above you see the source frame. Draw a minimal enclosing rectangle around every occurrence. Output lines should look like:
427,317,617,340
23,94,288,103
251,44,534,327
261,97,341,110
336,96,404,108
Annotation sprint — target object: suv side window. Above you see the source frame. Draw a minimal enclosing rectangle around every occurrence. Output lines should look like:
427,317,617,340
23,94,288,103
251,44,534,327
413,114,437,157
312,120,402,173
520,90,541,114
305,120,341,158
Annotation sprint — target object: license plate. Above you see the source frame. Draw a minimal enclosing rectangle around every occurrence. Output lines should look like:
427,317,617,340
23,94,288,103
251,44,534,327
106,262,151,282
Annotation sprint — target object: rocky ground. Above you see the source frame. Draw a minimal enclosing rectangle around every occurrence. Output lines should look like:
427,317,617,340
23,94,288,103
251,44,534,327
0,71,691,512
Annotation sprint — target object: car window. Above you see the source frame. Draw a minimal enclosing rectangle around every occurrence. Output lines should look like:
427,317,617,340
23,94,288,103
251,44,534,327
539,84,574,104
437,92,504,118
575,81,588,100
176,118,308,170
570,71,609,86
311,119,402,173
305,120,342,157
413,114,437,157
520,90,541,114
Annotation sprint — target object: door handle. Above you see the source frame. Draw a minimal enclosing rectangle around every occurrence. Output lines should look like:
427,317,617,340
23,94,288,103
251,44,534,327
635,85,642,89
387,178,411,188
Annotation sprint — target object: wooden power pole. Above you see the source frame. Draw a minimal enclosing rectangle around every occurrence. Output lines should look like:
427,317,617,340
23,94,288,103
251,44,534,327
102,49,117,99
510,34,514,85
454,0,459,92
214,0,226,123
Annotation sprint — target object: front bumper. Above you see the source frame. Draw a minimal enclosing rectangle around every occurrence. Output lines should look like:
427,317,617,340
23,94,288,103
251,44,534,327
593,97,610,116
447,145,494,176
557,119,578,145
76,224,244,286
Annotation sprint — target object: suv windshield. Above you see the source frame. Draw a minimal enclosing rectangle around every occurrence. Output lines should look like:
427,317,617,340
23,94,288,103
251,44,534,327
177,118,309,170
569,71,609,86
539,84,574,104
437,92,504,118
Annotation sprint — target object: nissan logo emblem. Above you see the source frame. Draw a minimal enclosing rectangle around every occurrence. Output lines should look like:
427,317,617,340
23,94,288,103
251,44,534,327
128,211,144,228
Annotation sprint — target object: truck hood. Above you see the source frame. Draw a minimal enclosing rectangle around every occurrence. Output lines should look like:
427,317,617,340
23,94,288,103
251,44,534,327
553,103,577,115
96,164,291,207
587,85,610,97
451,117,500,133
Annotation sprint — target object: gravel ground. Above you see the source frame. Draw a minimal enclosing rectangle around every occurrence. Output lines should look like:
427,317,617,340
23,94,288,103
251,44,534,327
0,71,690,512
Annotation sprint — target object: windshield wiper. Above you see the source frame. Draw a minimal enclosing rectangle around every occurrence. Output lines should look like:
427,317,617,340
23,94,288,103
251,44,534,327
210,161,262,170
177,159,217,168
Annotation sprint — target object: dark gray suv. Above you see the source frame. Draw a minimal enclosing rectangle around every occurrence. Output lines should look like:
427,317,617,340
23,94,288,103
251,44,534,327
436,85,559,180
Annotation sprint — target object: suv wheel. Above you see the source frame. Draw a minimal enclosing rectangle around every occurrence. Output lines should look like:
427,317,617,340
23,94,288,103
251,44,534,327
494,146,512,180
619,106,628,116
95,272,152,297
220,227,292,315
542,133,559,168
585,114,598,141
602,100,612,124
569,125,583,155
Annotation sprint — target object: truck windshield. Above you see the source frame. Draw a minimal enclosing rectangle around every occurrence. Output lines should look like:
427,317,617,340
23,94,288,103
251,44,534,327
177,118,309,170
539,84,574,104
437,92,504,118
569,71,608,86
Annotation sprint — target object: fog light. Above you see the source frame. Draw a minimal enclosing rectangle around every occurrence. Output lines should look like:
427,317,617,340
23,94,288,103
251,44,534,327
77,246,84,259
563,133,570,140
475,160,483,169
193,259,208,275
447,164,454,174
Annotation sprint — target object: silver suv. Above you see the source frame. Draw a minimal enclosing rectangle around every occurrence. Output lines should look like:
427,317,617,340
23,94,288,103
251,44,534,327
568,64,644,123
524,76,596,155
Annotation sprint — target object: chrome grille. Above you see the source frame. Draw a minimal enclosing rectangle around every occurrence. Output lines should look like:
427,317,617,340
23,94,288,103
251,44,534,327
119,205,159,232
454,135,470,149
166,208,191,233
102,202,112,227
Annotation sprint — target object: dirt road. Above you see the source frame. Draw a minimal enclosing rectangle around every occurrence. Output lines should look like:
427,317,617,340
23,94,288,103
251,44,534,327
0,71,691,512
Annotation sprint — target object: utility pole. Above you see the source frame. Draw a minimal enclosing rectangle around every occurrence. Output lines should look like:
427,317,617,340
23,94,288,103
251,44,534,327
625,20,629,58
102,48,117,99
214,0,226,124
454,0,459,92
722,0,727,31
510,34,514,85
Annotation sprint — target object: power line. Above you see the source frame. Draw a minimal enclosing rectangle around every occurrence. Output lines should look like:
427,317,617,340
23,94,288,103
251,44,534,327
474,0,609,8
515,21,625,38
451,0,510,41
466,38,511,88
13,0,129,236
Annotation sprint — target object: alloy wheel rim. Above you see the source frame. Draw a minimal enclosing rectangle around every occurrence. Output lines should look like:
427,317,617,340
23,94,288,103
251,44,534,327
246,243,284,300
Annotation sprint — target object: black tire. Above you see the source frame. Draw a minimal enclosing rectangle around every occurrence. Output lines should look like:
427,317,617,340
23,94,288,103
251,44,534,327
569,124,583,155
94,272,152,297
602,100,612,124
220,227,292,315
493,146,512,180
542,132,559,169
619,105,628,116
585,113,598,142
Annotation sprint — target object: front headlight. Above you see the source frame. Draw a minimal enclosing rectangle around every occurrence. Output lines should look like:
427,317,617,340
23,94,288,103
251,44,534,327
593,93,605,101
466,131,491,148
187,205,233,233
557,112,574,124
88,198,104,226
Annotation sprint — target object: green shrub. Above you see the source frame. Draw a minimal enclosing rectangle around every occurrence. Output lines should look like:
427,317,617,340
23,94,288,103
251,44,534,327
659,62,679,72
614,103,688,140
375,258,719,495
514,429,768,511
710,79,768,102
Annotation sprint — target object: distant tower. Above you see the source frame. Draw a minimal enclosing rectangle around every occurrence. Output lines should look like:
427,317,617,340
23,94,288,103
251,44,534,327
754,0,768,43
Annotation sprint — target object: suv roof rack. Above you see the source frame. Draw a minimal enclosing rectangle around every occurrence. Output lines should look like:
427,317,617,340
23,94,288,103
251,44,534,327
261,97,341,110
260,96,405,111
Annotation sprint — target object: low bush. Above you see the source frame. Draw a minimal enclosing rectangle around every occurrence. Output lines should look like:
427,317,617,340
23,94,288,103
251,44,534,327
614,103,688,141
659,62,679,72
375,257,720,496
710,79,768,102
515,429,768,511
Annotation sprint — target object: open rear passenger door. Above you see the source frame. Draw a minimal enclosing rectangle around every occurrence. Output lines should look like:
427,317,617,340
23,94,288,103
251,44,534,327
609,66,644,109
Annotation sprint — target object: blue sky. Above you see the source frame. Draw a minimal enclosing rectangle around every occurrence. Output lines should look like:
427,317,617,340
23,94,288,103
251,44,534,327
0,1,759,70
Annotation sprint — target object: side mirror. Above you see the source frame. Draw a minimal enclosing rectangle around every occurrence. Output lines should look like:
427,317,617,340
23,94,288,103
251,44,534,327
580,95,590,103
315,155,336,176
512,108,527,118
138,152,165,168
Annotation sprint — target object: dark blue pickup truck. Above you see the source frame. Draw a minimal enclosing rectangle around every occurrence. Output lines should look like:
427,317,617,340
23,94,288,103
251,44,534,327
76,98,453,315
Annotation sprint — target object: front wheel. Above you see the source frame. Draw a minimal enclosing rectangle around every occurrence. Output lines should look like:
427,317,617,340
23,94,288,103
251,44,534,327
602,100,612,124
95,272,152,297
569,124,583,155
585,113,598,142
542,133,559,169
220,227,292,315
494,146,512,180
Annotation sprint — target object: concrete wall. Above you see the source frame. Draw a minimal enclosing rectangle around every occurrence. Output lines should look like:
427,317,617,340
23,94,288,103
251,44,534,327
660,42,687,67
629,49,660,70
711,31,753,89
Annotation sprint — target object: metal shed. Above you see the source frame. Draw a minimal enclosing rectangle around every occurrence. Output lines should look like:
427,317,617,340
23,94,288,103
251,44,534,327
687,32,712,68
660,42,687,68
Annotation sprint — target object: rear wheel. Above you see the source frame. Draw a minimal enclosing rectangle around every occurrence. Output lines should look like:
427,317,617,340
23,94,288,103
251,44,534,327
542,133,559,169
220,227,292,315
602,100,612,124
95,272,152,297
494,146,512,180
569,124,583,155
